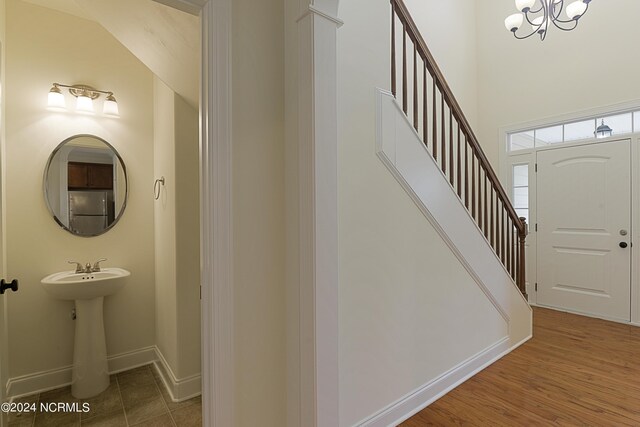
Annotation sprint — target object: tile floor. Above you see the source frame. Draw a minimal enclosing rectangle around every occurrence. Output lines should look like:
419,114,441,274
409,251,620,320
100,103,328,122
8,364,202,426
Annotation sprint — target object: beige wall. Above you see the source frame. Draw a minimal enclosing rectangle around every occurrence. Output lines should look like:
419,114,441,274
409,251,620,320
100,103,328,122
337,1,508,425
233,0,286,424
5,1,155,378
153,77,200,381
405,0,480,128
172,92,200,379
153,78,178,374
475,1,640,168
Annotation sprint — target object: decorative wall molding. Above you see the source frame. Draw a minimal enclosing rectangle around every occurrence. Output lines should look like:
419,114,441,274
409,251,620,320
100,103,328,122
293,1,341,425
153,347,202,402
296,5,344,27
199,0,234,426
6,346,157,399
373,88,532,424
376,89,530,316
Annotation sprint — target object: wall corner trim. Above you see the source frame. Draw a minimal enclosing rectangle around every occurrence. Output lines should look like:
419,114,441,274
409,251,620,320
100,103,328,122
200,0,234,426
296,5,344,27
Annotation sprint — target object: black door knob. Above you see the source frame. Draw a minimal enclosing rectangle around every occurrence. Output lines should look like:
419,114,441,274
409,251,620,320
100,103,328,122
0,279,18,294
620,242,628,249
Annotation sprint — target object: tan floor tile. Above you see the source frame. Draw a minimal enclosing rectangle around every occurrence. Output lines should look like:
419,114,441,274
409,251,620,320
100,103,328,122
123,397,167,426
80,409,127,427
8,418,37,427
120,383,161,409
170,401,201,427
39,386,78,404
130,413,175,427
117,366,155,389
10,394,38,404
81,383,123,421
8,394,38,425
34,410,80,427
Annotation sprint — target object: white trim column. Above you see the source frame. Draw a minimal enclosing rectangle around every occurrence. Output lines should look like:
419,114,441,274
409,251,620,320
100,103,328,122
292,2,341,426
200,0,233,426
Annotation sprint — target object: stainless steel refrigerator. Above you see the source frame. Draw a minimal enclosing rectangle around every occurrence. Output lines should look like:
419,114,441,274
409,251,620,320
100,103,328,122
68,191,114,235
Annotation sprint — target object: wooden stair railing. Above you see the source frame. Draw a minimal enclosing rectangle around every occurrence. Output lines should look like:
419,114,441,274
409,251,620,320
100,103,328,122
390,0,528,298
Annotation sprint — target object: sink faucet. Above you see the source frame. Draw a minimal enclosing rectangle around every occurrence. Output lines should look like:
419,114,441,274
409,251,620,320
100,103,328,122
67,260,85,274
67,259,107,274
92,258,107,272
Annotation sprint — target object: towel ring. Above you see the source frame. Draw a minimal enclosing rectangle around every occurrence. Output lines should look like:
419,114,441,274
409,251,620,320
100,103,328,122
154,177,165,200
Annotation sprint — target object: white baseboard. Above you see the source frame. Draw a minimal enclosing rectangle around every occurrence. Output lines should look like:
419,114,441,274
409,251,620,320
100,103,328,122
358,335,531,427
152,346,201,402
108,347,158,374
7,346,158,399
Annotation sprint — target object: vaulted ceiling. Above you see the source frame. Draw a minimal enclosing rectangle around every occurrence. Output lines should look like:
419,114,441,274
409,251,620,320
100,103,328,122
21,0,200,108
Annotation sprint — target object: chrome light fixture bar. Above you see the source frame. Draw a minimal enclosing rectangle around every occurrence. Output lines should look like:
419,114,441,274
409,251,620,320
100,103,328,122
47,83,119,116
505,0,591,41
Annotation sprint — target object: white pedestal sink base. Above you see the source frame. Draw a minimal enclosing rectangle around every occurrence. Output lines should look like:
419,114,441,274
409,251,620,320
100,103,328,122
72,297,110,399
40,268,130,399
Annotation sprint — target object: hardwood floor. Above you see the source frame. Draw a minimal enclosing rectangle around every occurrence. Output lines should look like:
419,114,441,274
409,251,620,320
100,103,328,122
401,307,640,426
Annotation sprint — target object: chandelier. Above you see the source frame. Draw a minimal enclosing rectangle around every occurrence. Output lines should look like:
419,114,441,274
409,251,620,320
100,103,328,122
505,0,591,41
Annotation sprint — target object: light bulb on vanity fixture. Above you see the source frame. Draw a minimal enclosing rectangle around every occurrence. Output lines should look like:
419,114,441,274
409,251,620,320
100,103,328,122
47,83,120,117
47,84,66,109
103,94,120,116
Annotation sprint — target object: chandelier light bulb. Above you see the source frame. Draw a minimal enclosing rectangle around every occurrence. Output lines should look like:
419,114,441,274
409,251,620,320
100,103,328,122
505,14,524,32
566,1,587,20
515,0,536,12
531,16,545,29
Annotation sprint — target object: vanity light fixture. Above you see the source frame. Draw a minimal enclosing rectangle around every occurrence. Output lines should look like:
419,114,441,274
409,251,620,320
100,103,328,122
47,83,120,116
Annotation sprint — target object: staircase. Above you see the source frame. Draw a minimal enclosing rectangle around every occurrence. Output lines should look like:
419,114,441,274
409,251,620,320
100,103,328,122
390,0,528,298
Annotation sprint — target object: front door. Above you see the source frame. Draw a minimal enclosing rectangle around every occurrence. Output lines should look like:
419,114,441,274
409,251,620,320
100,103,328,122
537,139,631,322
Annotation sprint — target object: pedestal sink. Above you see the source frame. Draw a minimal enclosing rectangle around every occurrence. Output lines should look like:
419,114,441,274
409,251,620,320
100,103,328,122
41,268,130,398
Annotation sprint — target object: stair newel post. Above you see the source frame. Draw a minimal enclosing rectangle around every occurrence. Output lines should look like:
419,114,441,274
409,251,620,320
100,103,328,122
518,217,528,299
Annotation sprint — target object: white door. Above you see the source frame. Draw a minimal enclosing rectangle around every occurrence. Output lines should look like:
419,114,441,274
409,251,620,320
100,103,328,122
537,139,631,322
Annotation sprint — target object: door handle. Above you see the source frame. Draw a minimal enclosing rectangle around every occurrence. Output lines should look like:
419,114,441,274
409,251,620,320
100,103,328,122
0,279,19,294
619,242,628,249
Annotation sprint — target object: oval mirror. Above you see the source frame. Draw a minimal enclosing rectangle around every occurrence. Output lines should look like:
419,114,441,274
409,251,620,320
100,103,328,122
44,134,128,237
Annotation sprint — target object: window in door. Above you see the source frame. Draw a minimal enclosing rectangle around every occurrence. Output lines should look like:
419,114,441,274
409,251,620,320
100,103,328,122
512,164,529,222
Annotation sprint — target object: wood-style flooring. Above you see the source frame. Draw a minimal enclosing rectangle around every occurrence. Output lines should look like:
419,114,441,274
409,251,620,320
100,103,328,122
402,307,640,426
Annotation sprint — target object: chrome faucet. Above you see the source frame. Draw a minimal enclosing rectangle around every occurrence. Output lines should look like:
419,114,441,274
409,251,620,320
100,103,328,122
68,260,86,274
67,258,107,274
92,258,107,272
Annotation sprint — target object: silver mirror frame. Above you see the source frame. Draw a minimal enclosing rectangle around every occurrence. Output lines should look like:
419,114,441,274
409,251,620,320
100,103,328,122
43,134,128,237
